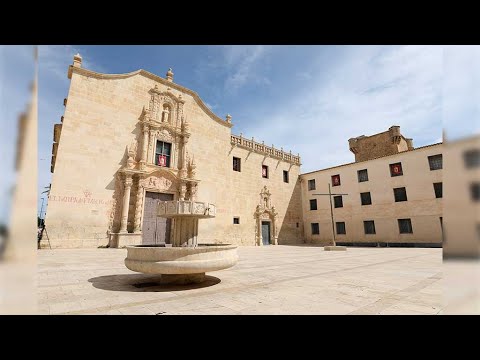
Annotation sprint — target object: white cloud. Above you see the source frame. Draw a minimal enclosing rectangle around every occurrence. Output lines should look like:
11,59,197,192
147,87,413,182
38,45,106,83
221,45,272,91
240,45,443,173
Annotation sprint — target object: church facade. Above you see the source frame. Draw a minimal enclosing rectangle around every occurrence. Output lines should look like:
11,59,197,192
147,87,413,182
45,54,443,249
45,54,304,248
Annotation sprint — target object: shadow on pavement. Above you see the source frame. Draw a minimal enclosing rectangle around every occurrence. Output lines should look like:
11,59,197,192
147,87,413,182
88,273,221,292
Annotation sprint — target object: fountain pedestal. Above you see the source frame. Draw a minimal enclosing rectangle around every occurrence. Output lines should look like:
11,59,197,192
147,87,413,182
124,200,238,284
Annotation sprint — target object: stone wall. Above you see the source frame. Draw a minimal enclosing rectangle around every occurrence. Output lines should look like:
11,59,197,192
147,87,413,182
45,58,304,248
301,143,443,246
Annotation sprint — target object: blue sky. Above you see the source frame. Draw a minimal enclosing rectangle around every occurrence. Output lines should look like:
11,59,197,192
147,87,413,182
1,45,478,223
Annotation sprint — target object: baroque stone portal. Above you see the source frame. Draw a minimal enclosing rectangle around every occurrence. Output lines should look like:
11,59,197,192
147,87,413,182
254,186,278,246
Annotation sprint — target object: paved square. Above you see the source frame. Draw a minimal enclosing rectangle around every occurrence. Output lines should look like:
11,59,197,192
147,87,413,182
37,246,442,315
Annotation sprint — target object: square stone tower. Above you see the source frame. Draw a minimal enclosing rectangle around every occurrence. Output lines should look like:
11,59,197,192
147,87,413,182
348,125,414,162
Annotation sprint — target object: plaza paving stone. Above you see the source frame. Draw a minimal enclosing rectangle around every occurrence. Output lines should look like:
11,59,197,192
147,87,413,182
37,245,443,315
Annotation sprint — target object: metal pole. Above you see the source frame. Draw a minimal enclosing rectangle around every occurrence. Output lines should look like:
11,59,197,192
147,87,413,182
328,183,336,246
39,197,45,221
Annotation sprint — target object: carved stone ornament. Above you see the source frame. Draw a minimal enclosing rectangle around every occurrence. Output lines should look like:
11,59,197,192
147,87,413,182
145,176,173,191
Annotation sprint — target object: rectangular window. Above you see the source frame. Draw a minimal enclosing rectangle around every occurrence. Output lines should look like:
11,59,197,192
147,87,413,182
393,187,408,202
262,165,269,178
463,149,480,169
308,179,316,191
360,192,372,205
296,222,299,228
311,223,319,235
470,183,480,202
357,169,368,182
336,222,346,235
433,182,442,198
283,170,289,183
233,157,241,172
332,174,341,186
364,220,376,235
333,195,343,208
155,141,172,167
233,217,240,224
398,218,413,234
309,199,317,211
428,154,443,170
390,162,403,177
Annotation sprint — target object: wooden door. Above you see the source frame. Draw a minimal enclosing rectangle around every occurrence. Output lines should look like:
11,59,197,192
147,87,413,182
142,191,174,245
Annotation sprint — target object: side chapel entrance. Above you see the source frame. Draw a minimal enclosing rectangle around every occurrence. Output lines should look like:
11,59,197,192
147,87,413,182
255,186,278,246
261,221,271,245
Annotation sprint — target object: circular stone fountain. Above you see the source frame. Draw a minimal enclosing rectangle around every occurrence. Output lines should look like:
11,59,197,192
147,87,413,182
125,200,238,284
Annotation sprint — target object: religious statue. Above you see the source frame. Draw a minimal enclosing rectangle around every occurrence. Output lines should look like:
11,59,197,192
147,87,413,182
162,105,170,123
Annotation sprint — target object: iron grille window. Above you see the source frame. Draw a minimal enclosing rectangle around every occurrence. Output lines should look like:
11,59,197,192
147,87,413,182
283,170,289,183
428,154,443,170
470,183,480,202
463,149,480,169
262,165,269,178
308,179,316,191
364,220,376,234
360,192,372,205
398,219,413,234
336,222,346,235
333,195,343,208
390,162,403,177
433,182,442,198
233,217,240,224
311,223,319,235
358,169,368,182
155,141,171,167
233,157,241,172
310,199,318,211
394,187,408,202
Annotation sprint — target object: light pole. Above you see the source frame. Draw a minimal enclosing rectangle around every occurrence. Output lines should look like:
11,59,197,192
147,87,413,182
313,183,348,251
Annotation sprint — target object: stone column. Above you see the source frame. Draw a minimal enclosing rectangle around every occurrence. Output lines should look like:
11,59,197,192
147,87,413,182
120,175,133,233
140,124,149,170
133,179,144,232
147,131,155,164
257,216,262,246
179,136,188,178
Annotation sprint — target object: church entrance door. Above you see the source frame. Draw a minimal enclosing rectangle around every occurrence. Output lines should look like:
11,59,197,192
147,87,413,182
142,191,174,245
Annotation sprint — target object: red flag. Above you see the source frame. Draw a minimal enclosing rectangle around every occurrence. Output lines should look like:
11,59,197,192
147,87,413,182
158,155,166,167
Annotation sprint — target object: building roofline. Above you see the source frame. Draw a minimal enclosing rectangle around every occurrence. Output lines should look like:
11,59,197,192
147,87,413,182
68,65,233,129
300,142,443,176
